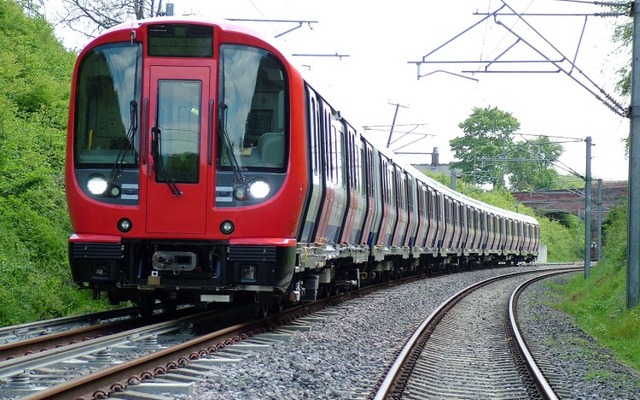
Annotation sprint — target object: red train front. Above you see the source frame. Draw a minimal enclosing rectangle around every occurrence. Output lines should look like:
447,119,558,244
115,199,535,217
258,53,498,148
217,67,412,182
65,17,308,314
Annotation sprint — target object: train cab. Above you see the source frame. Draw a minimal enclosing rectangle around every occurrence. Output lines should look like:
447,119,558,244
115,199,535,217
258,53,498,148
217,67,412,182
65,17,309,313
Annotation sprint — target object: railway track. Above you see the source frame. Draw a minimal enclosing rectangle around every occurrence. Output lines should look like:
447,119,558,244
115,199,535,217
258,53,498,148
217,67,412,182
0,305,216,363
0,307,188,362
2,266,589,400
0,304,261,399
372,267,579,399
0,308,137,347
0,273,421,399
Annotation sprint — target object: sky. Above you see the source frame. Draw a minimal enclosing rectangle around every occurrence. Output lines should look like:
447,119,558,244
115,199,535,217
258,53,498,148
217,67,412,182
47,0,632,182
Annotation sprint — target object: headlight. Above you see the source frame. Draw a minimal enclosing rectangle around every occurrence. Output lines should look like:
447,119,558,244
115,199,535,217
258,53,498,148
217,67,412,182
117,218,132,233
247,179,271,199
220,220,235,235
87,175,109,195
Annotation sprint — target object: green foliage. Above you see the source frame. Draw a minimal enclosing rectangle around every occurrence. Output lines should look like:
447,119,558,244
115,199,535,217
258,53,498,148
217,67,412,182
611,7,632,97
451,106,520,188
601,198,628,267
0,2,73,120
469,187,519,212
554,199,640,370
540,215,583,261
553,174,586,190
508,136,563,191
450,106,564,191
0,0,111,326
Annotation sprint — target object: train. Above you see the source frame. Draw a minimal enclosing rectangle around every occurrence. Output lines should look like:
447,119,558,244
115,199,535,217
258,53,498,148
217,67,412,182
65,16,539,316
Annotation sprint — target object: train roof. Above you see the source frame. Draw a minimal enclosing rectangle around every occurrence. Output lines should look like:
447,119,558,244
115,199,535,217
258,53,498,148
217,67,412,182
105,15,259,35
355,127,538,225
102,16,284,55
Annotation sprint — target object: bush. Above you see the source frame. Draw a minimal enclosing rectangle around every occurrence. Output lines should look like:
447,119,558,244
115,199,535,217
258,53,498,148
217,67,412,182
0,0,111,326
554,200,640,370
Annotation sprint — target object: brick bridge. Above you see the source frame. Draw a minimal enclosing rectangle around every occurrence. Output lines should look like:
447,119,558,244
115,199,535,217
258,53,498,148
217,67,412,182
513,181,627,260
512,181,627,219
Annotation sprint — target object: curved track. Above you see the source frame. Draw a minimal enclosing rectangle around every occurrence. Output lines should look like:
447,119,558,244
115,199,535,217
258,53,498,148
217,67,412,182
373,268,579,399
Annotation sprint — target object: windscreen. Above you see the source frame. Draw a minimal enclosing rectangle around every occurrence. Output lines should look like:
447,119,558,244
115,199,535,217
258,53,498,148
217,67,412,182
217,44,288,171
74,43,142,168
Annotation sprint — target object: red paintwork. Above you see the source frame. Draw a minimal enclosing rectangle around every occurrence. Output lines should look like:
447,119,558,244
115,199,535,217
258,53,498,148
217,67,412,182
65,19,308,246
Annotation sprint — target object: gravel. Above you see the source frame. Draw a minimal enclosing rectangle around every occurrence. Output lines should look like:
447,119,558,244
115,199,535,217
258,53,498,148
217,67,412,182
518,273,640,399
185,265,640,399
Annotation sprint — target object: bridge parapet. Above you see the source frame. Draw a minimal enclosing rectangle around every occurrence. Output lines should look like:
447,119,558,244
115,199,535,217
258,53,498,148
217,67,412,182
512,181,627,217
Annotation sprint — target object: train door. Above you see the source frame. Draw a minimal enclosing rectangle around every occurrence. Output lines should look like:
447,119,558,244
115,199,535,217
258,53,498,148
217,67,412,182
145,66,211,234
361,142,377,246
313,101,337,243
414,181,428,249
391,168,407,246
425,187,438,250
298,87,324,243
379,157,396,246
341,125,366,245
405,175,418,247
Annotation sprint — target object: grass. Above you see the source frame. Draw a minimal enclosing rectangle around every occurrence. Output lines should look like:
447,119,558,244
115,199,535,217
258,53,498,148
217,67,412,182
553,258,640,371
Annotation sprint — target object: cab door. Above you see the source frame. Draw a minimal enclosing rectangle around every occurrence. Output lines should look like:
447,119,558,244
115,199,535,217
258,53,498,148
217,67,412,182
145,66,211,234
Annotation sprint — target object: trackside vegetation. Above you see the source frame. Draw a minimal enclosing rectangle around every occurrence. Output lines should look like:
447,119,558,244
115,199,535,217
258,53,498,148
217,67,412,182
0,3,636,378
0,0,113,325
553,199,640,371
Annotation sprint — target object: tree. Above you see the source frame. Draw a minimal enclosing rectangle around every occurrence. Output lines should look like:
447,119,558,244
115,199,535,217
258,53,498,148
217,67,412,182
450,106,563,191
508,136,563,191
450,106,519,189
54,0,168,40
611,6,632,156
0,0,110,326
612,6,632,98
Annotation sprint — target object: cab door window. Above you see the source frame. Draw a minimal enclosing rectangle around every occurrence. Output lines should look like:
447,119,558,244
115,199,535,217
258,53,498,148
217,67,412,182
155,80,201,183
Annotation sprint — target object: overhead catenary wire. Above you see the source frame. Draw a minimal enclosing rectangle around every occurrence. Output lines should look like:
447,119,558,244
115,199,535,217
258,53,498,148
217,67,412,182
409,0,627,117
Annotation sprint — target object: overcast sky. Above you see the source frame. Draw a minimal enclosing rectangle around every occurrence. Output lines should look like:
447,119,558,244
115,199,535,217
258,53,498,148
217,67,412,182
49,0,631,182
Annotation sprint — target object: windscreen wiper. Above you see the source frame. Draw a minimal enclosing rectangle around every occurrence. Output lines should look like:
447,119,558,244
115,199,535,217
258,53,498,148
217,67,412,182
151,126,182,196
218,103,245,183
110,100,138,181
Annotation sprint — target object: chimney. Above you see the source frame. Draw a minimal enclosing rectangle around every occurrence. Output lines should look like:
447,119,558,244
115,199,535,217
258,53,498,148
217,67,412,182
432,147,439,166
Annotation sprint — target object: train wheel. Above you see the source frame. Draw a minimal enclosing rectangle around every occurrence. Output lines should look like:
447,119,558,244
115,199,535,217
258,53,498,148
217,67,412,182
137,292,156,318
254,292,273,319
161,293,178,314
272,297,284,314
